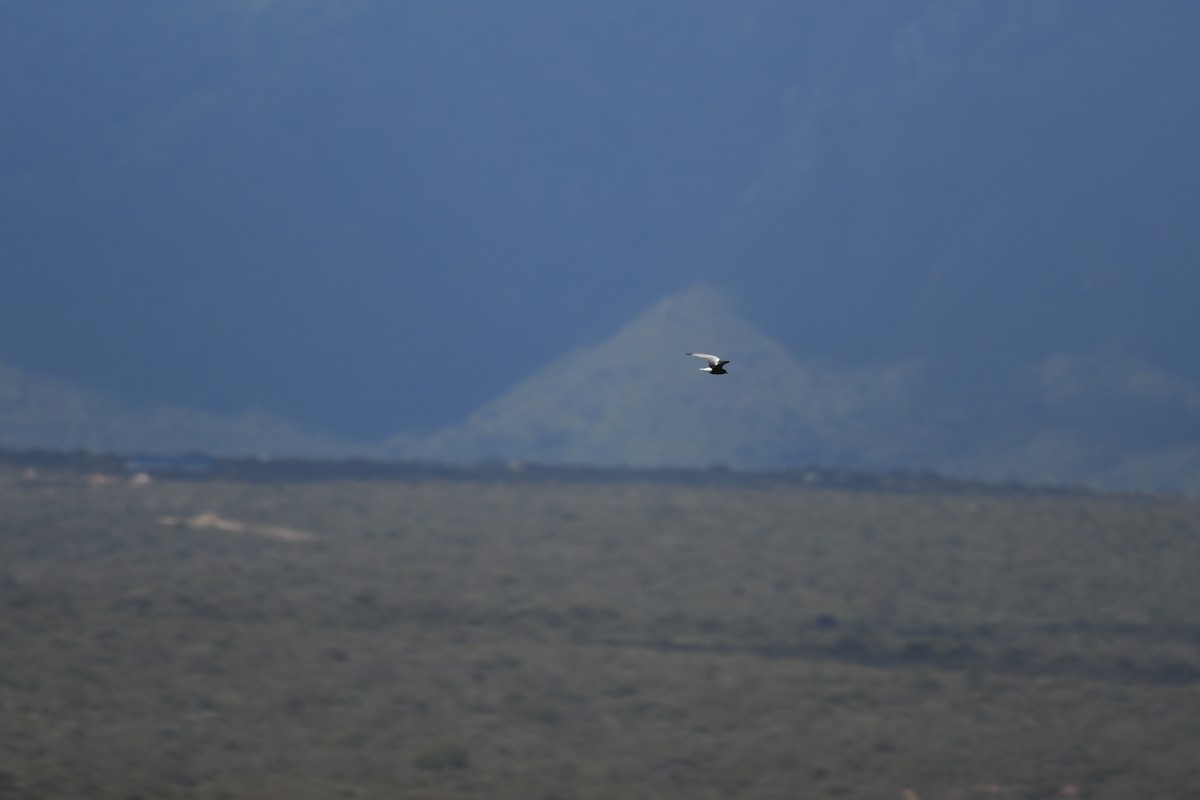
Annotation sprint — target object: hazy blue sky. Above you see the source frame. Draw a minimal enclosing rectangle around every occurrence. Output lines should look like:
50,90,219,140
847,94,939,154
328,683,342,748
3,1,1199,444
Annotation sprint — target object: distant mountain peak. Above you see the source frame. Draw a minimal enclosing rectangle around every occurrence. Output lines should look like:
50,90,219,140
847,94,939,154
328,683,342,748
397,287,923,469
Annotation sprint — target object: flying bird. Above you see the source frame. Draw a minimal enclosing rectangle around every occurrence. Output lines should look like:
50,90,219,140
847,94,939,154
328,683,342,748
687,353,730,374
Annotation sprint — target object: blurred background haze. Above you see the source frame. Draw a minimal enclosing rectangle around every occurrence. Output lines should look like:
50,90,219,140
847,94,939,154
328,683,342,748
3,1,1199,489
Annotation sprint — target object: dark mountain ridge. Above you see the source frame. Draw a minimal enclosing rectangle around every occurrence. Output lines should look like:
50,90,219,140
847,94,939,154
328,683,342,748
2,2,1198,488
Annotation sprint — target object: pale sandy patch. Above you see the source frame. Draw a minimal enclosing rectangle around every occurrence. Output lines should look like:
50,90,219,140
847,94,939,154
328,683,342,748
158,512,316,543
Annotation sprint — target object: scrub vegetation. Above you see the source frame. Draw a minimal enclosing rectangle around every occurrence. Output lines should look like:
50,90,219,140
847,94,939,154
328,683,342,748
2,460,1199,799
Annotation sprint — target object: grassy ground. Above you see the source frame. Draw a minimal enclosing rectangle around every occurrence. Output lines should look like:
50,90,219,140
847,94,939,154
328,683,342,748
2,468,1199,798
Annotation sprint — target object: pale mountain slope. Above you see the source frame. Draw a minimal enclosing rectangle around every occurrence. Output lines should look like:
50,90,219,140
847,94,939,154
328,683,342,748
402,286,925,468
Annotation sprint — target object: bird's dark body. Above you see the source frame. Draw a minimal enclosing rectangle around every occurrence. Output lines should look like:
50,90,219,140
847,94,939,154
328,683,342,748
686,352,730,375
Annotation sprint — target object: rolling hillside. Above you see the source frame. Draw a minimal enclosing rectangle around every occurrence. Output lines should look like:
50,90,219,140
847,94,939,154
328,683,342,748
0,359,353,457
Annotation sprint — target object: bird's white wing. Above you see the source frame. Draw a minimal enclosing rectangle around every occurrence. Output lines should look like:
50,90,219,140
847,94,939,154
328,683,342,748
686,352,722,366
